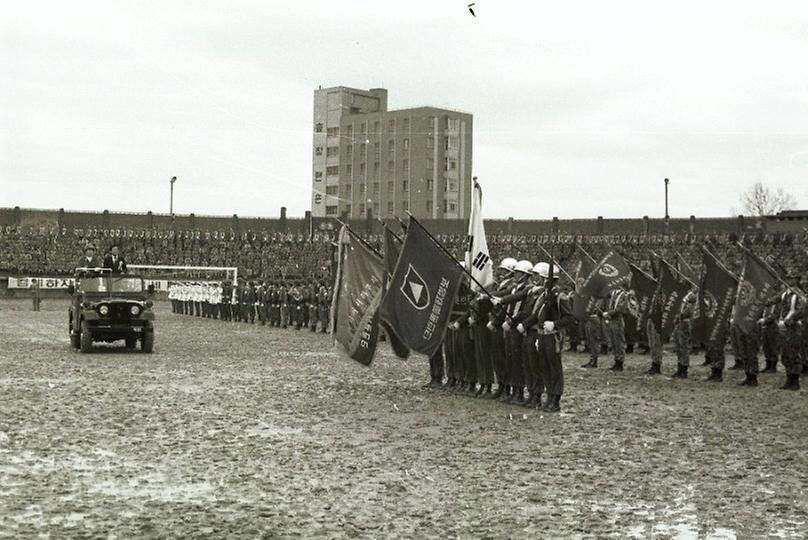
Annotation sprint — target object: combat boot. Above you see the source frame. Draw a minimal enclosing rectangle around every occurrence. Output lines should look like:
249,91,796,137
706,368,723,382
498,385,512,402
544,395,561,413
701,357,711,366
512,387,526,405
738,374,758,386
581,358,598,368
490,385,503,399
780,374,800,391
761,360,777,373
609,361,623,372
646,363,661,375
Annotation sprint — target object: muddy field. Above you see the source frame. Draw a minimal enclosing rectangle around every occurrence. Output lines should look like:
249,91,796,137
0,299,806,538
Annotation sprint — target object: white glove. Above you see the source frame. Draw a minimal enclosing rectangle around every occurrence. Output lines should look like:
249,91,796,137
486,321,496,331
468,316,475,325
757,318,765,326
602,312,610,319
516,323,525,334
502,321,511,331
543,321,555,333
451,321,460,330
491,297,502,306
777,320,786,330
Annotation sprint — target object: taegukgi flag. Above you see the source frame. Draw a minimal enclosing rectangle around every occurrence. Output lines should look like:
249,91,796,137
331,226,385,366
464,179,493,291
380,218,464,357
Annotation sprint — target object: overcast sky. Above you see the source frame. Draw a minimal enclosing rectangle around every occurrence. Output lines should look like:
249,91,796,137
3,0,808,220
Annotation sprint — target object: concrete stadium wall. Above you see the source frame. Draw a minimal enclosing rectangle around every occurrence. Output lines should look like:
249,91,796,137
1,206,804,236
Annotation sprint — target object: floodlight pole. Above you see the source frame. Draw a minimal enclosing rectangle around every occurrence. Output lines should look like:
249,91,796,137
664,177,670,233
170,176,177,221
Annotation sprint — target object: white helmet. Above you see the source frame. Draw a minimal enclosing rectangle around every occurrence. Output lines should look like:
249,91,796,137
533,262,561,279
514,260,534,274
498,257,517,271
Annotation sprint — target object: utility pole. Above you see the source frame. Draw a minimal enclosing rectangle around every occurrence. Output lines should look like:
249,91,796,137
664,177,670,234
170,176,177,221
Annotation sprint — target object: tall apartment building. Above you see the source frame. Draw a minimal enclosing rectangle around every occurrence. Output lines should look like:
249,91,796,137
311,86,473,220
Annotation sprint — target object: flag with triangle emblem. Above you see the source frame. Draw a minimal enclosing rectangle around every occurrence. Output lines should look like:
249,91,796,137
380,218,464,357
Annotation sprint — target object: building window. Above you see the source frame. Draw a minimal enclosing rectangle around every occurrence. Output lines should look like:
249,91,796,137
345,125,353,138
403,138,409,151
426,137,434,149
345,204,351,215
326,146,338,157
426,179,433,190
326,127,339,137
402,201,409,212
314,171,323,181
427,158,433,171
450,159,457,170
326,166,339,176
374,142,380,159
449,181,456,192
443,200,448,213
387,201,394,215
359,202,365,215
360,122,367,134
359,144,366,158
402,159,409,173
388,160,395,172
359,163,366,176
346,145,353,157
426,200,433,213
373,202,379,214
387,181,394,194
373,182,379,193
326,205,338,216
345,184,352,196
402,180,409,192
358,183,365,194
374,162,380,175
345,164,353,176
315,123,323,133
449,203,456,212
402,118,410,131
315,146,323,156
374,120,380,133
388,140,395,152
388,119,395,132
447,136,458,150
325,186,338,195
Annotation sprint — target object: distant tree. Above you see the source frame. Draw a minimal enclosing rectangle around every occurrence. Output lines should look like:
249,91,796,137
737,182,798,216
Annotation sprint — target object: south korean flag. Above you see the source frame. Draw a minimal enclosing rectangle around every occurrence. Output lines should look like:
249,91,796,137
464,179,493,291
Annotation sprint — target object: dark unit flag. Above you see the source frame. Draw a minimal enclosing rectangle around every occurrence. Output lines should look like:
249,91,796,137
695,246,738,344
733,250,782,336
380,218,464,357
579,250,632,299
650,257,692,341
331,227,385,366
381,226,411,358
629,263,657,333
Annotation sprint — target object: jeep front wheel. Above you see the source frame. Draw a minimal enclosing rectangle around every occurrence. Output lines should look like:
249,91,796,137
141,331,154,353
79,321,93,353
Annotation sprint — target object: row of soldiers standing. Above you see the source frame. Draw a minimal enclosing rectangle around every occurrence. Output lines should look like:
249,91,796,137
169,280,332,332
427,257,575,413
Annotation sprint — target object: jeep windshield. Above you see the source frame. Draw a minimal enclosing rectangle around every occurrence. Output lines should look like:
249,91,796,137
79,277,144,293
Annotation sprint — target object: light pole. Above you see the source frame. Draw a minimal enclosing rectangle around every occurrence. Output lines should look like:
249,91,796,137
664,177,670,233
170,176,177,220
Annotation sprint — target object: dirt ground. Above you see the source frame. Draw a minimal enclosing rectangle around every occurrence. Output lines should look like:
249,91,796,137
0,299,806,538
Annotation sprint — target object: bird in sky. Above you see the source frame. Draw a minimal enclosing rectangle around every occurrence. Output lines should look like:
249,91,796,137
468,3,476,17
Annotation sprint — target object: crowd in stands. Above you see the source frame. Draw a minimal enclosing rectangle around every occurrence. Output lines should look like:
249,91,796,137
2,224,807,282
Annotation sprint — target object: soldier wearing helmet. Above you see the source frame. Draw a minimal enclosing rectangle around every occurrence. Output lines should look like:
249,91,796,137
520,260,574,412
484,257,518,398
489,260,533,404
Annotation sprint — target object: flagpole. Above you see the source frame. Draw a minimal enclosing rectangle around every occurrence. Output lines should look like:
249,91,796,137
378,219,403,244
674,249,696,277
734,240,804,296
628,262,656,283
649,250,697,288
575,243,597,264
700,244,739,282
405,212,514,321
335,219,384,260
536,242,574,282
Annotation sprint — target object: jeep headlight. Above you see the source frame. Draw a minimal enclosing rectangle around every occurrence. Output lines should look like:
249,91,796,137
98,305,109,316
130,305,141,316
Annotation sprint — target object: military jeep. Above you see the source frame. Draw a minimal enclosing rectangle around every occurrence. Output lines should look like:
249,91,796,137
67,269,156,353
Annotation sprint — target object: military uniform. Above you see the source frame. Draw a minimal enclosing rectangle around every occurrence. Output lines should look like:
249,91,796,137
488,274,514,398
493,275,531,403
279,285,289,328
778,289,803,390
582,298,606,368
604,287,631,371
317,286,330,333
671,290,697,378
471,294,495,397
221,281,233,321
760,299,781,373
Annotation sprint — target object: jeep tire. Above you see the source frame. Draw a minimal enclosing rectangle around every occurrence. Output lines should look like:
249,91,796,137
141,330,154,353
79,321,93,353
